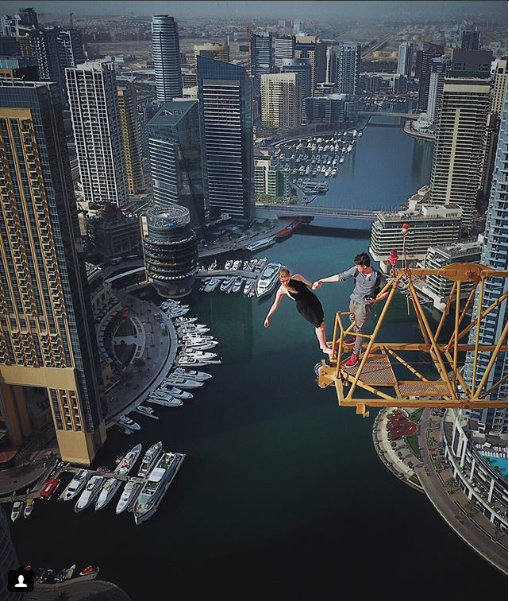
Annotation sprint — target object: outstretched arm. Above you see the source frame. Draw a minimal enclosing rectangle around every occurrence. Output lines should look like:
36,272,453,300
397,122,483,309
312,274,340,289
264,287,285,328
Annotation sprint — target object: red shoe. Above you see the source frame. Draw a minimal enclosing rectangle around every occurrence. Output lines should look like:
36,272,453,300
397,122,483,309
344,353,359,368
343,337,356,346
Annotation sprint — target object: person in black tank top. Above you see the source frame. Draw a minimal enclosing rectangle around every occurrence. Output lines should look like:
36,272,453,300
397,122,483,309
264,267,332,357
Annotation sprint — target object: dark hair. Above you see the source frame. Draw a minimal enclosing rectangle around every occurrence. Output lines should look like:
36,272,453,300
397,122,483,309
354,253,371,267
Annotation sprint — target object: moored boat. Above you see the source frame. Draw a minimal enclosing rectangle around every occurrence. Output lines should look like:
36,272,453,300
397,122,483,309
23,498,34,518
75,475,104,512
256,262,282,298
116,480,142,514
59,469,89,502
137,441,163,478
11,500,23,522
133,451,186,525
172,368,212,381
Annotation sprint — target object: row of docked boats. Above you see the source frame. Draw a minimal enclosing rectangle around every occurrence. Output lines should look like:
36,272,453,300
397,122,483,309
29,564,99,585
52,441,185,525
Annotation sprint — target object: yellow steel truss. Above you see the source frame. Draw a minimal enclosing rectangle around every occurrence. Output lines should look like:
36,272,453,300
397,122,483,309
316,263,508,417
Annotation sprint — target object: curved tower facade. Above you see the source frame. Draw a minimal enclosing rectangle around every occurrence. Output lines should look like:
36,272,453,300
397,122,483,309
152,15,183,102
142,206,198,298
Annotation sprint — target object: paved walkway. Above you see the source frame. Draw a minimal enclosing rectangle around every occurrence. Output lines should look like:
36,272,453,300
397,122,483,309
373,407,507,574
415,409,507,574
104,291,178,425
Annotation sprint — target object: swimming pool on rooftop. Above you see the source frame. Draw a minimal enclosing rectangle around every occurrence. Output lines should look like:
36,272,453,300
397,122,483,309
480,454,508,480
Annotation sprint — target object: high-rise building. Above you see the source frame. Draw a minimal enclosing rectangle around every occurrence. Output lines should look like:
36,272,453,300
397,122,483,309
369,199,463,273
25,27,85,103
461,30,481,50
464,92,508,425
450,49,492,74
491,58,508,117
254,157,290,200
397,41,413,78
304,94,346,125
281,57,311,116
429,71,491,230
295,35,326,93
194,39,230,69
274,34,295,69
326,45,338,85
147,100,205,236
421,240,482,311
141,205,198,298
197,56,254,224
293,21,305,35
152,15,183,102
117,78,144,195
417,42,444,112
336,42,361,96
0,80,106,464
0,56,38,80
426,56,448,124
66,61,128,206
249,30,274,78
261,72,301,129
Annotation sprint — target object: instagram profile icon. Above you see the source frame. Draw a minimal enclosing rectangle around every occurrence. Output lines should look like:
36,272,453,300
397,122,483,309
8,567,35,592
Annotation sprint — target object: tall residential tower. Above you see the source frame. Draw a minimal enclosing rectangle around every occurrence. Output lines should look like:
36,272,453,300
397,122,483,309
0,80,106,464
197,56,254,224
66,61,128,206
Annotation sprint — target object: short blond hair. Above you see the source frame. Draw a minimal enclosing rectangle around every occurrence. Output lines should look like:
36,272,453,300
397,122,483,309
279,267,291,277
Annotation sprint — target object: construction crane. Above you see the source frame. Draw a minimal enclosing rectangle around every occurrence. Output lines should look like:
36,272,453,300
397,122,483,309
316,259,508,418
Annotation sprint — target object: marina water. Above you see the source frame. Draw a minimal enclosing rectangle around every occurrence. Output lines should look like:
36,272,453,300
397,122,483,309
12,119,506,600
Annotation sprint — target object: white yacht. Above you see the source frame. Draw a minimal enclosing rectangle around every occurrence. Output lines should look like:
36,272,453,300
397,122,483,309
172,368,212,382
118,415,141,431
231,276,244,293
133,451,186,525
165,376,203,389
116,480,142,514
95,444,142,511
147,394,183,408
59,469,89,502
137,441,163,479
176,356,221,367
183,341,218,352
204,278,220,292
220,277,235,293
246,237,275,252
136,405,159,419
179,350,217,360
256,262,282,298
158,385,193,400
11,500,23,522
174,316,198,324
75,475,104,512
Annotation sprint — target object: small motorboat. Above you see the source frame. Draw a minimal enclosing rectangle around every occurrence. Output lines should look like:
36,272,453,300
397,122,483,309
65,564,76,580
38,568,54,583
59,469,89,502
118,415,141,431
165,376,203,389
23,498,34,518
135,405,159,419
79,565,100,579
40,477,60,500
161,386,193,400
172,368,212,382
54,567,67,583
11,500,24,522
116,480,142,514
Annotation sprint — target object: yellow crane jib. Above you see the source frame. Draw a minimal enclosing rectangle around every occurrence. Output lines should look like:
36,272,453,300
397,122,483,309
316,262,508,418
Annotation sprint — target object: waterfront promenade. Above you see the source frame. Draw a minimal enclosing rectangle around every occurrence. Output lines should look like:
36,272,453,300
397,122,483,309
373,408,507,574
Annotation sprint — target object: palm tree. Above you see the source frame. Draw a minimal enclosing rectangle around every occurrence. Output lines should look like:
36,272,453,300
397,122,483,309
445,477,459,494
467,497,479,517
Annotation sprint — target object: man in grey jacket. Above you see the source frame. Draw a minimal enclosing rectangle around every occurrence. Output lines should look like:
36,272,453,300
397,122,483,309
313,252,389,367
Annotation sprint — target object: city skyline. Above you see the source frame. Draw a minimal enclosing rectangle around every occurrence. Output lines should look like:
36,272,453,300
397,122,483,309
0,1,506,20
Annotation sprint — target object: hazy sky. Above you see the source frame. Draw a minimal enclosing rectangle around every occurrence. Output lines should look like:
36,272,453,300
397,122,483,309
1,1,507,20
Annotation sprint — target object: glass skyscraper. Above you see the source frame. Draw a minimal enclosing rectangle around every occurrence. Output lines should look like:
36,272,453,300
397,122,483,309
0,80,106,464
147,100,205,236
197,56,254,224
463,92,508,431
152,15,183,102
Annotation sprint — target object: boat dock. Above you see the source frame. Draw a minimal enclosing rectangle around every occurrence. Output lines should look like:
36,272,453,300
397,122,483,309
196,269,259,280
